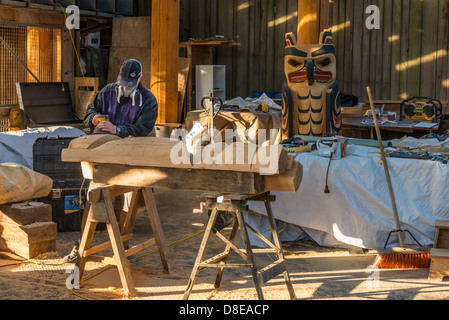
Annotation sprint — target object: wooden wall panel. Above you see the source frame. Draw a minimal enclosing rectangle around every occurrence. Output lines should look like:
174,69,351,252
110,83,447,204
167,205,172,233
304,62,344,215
180,0,299,99
436,0,449,102
327,0,449,102
108,17,151,89
180,0,449,104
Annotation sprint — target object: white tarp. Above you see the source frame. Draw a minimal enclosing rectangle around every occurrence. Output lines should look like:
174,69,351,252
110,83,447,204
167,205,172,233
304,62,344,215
248,144,449,250
0,126,86,169
390,135,449,148
224,93,282,111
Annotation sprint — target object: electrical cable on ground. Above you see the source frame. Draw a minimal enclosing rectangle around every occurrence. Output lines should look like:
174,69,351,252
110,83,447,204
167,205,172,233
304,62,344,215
69,230,205,300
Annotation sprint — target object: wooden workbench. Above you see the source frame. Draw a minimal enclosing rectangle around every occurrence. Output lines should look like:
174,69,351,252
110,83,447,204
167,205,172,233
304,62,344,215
343,117,441,140
341,101,448,139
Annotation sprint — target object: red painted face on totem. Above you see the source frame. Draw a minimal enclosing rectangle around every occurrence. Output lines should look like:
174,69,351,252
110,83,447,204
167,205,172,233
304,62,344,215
285,47,336,87
282,31,342,137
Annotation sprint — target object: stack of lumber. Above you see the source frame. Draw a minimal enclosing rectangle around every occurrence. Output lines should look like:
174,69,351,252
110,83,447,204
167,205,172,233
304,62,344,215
429,220,449,281
0,203,57,259
61,135,303,194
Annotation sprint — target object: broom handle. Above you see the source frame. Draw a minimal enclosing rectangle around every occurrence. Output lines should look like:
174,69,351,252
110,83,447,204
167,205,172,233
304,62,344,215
366,87,404,248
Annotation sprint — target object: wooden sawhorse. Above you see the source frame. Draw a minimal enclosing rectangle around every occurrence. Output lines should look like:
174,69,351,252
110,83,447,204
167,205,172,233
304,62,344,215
75,185,170,298
183,191,296,300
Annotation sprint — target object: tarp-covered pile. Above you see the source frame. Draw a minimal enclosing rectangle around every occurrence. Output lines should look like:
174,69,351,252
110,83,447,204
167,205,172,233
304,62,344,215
248,137,449,250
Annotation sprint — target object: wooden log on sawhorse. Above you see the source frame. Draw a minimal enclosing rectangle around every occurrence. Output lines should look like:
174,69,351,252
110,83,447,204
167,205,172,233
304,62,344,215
75,185,171,298
182,191,296,300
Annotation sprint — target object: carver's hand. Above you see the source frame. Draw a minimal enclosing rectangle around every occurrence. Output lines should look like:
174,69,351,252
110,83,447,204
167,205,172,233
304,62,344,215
96,120,117,135
92,114,101,126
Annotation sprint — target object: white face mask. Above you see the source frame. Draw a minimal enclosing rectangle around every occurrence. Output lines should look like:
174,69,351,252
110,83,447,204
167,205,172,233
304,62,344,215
116,85,143,107
121,85,135,97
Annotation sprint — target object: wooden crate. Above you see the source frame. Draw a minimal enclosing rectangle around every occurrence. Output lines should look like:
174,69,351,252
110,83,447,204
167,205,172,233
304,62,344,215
429,248,449,281
428,220,449,281
434,220,449,249
0,204,57,259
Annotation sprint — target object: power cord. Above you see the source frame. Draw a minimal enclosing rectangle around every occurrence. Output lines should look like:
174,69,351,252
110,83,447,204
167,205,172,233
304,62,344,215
324,152,334,194
69,230,205,300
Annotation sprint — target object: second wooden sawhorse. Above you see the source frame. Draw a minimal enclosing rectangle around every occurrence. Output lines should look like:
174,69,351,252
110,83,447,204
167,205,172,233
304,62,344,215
183,191,296,300
75,185,170,298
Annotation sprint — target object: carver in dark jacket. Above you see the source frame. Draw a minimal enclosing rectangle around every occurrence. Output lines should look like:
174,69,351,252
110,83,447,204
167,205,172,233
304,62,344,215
84,58,158,137
63,59,158,263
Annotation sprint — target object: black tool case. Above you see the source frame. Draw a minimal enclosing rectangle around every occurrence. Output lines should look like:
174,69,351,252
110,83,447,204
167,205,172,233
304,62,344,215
16,82,85,130
33,136,86,232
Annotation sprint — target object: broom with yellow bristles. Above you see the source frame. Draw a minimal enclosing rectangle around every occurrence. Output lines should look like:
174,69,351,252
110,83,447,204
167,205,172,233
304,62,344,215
366,86,430,269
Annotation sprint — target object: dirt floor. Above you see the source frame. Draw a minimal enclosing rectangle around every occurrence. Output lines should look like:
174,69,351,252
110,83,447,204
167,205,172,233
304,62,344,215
1,189,449,302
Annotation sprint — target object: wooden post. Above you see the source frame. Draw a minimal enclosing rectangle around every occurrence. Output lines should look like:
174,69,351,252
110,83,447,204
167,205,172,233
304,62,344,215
151,0,180,124
297,0,329,45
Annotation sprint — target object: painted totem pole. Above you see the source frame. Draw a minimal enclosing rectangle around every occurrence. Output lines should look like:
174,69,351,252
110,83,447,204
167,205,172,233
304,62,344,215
281,29,342,139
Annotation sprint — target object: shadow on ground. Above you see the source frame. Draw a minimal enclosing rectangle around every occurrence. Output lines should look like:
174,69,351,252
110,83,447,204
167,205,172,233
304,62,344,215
1,189,448,300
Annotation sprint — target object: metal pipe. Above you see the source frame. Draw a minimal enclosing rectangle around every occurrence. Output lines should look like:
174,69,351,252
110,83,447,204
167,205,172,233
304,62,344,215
0,35,40,83
293,135,393,149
